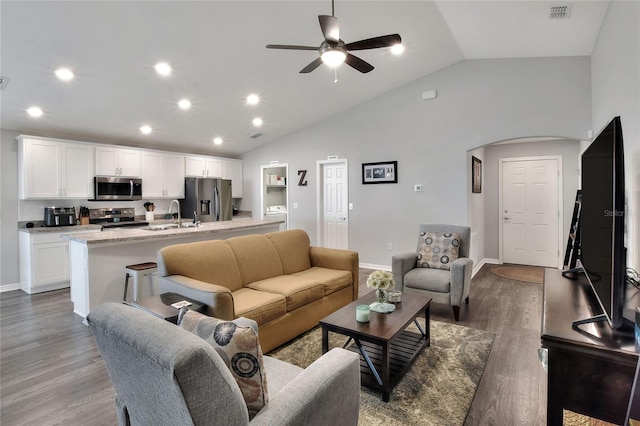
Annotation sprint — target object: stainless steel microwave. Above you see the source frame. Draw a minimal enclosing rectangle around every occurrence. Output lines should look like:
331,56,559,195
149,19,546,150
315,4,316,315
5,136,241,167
94,177,142,201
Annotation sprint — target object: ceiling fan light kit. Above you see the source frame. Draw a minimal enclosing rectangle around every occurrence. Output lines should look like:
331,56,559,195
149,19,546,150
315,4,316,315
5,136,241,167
266,0,401,75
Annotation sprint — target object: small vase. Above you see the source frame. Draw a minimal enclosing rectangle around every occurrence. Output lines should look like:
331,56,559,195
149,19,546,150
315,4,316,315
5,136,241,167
376,289,388,304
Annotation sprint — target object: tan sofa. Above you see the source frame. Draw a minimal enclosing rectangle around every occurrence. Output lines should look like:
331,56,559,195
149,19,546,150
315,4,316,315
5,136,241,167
156,229,359,352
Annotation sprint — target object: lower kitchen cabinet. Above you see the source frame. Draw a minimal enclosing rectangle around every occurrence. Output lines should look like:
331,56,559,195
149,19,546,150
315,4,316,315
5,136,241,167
19,231,82,294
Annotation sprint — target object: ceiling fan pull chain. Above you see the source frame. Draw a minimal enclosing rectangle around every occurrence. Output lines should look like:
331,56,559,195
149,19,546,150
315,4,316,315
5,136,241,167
334,68,338,83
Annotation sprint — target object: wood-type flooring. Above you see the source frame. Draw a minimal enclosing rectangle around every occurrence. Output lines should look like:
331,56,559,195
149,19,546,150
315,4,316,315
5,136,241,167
1,265,546,425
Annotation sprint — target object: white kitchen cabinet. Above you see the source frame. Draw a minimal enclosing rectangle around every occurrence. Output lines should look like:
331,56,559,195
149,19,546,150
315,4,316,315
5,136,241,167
18,136,94,199
185,155,223,178
19,231,83,294
223,159,243,198
96,146,141,177
141,151,185,198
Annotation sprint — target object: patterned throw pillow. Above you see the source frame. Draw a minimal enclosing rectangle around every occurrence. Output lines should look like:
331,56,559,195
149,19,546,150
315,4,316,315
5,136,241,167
177,309,268,419
416,231,461,270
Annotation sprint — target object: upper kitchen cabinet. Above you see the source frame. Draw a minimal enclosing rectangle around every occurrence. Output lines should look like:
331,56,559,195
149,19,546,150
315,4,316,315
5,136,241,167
185,155,223,178
18,136,94,199
141,151,185,199
95,146,141,177
223,159,243,198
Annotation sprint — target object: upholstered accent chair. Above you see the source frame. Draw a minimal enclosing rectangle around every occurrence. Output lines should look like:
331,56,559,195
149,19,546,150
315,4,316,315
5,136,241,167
88,303,361,426
392,224,473,321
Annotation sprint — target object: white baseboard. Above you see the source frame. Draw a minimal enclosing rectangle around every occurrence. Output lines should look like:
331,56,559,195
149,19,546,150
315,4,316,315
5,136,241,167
359,263,391,271
0,282,21,293
473,258,501,277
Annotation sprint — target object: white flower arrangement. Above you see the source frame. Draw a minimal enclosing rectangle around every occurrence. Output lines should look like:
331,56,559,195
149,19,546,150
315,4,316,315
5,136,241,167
366,270,395,290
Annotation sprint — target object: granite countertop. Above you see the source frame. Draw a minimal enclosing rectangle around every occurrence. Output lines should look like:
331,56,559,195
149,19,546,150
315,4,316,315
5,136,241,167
19,224,102,234
59,218,283,245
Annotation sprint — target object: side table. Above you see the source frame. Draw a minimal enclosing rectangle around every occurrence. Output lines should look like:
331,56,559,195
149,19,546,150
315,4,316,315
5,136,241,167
127,292,206,323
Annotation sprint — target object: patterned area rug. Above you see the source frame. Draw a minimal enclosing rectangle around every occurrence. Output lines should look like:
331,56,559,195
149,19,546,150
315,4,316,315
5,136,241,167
491,265,544,284
267,319,495,425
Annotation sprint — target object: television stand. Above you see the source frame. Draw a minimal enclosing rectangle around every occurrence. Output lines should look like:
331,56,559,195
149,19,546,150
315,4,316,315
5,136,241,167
542,268,637,425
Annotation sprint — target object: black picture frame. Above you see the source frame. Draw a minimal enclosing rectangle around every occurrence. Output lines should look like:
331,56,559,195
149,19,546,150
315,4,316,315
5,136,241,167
362,161,398,184
472,156,482,193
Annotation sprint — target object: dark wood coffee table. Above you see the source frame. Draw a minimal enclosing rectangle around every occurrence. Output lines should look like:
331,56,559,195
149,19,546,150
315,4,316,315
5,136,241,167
320,292,431,402
127,292,206,323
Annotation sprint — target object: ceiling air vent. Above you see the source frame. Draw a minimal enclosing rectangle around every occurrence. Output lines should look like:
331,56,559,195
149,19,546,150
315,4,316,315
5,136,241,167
250,132,263,139
549,4,572,19
0,76,10,91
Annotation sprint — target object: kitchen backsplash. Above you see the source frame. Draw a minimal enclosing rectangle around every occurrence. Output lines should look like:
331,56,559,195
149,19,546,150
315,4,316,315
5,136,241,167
18,198,243,222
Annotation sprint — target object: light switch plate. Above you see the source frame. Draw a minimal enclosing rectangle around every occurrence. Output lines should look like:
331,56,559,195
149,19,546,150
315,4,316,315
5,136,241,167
414,184,423,192
292,202,298,209
349,203,354,210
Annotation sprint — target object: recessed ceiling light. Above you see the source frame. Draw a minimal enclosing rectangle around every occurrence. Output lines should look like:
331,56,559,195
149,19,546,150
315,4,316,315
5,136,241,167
154,62,172,76
391,44,405,55
178,99,191,110
140,125,152,135
246,94,260,105
55,68,74,81
252,117,263,127
213,137,223,145
27,106,43,117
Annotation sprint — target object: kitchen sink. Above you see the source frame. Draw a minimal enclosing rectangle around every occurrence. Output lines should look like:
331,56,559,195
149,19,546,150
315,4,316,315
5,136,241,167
144,222,199,231
144,223,179,231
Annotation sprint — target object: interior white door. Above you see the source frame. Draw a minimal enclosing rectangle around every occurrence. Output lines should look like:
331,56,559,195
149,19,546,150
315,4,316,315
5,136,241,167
320,161,348,249
501,158,560,267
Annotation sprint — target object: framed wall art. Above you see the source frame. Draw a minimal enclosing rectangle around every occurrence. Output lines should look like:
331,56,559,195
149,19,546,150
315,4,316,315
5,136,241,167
362,161,398,184
472,156,482,193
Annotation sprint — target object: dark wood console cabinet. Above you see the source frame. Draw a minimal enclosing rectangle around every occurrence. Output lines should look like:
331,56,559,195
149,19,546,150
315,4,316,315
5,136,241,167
541,268,638,425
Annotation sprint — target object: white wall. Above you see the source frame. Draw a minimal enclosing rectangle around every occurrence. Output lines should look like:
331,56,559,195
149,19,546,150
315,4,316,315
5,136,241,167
1,129,21,286
483,139,581,260
240,57,592,266
590,0,640,271
467,146,485,269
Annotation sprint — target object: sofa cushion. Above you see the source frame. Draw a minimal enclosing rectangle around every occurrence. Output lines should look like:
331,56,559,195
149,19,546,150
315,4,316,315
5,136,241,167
403,267,451,293
265,229,312,274
247,275,325,312
291,267,352,296
233,288,287,325
177,310,268,419
227,235,284,285
158,240,244,291
416,231,461,270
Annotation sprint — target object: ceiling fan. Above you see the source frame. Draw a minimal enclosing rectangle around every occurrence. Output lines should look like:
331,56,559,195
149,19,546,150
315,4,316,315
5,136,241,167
266,0,402,74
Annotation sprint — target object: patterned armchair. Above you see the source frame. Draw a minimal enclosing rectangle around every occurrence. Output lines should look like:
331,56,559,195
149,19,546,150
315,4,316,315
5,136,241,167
392,224,472,321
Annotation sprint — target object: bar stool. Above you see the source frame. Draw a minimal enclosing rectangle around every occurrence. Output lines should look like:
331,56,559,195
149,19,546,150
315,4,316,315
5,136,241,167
123,262,158,302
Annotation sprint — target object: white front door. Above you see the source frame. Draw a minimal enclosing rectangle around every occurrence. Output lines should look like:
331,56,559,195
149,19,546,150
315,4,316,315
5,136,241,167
500,157,561,267
317,160,348,249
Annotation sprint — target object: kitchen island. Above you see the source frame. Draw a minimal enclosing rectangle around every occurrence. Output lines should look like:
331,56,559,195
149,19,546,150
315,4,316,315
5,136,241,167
61,218,283,318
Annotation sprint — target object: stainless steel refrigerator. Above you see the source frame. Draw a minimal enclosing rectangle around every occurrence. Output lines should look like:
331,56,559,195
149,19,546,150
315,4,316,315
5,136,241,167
182,178,233,222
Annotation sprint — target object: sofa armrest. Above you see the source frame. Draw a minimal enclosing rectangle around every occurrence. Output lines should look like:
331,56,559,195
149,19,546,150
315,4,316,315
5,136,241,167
391,252,418,292
450,257,473,306
158,275,235,320
251,348,360,426
309,246,359,300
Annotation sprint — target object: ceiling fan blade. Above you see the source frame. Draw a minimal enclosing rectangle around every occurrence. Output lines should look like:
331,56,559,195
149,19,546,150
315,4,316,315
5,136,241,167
299,57,323,73
266,44,318,51
318,15,339,43
345,53,374,73
346,34,401,51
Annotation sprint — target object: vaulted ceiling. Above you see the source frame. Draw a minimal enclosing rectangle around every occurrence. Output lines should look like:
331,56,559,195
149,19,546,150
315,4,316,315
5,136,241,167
0,1,609,157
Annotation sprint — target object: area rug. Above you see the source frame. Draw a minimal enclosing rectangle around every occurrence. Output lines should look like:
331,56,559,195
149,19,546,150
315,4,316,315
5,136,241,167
267,319,495,426
491,265,544,284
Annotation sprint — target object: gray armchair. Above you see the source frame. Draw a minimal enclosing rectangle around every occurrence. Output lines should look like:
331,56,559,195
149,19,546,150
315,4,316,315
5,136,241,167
392,224,472,321
87,303,360,426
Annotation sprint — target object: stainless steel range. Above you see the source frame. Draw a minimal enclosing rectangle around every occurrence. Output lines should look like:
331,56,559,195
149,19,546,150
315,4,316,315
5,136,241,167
89,208,149,230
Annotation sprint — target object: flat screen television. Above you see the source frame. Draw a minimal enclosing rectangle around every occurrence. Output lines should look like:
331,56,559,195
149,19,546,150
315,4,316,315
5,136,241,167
577,115,628,330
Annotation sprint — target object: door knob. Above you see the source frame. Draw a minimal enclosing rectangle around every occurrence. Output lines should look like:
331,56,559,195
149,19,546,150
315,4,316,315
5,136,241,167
339,217,346,220
504,217,511,222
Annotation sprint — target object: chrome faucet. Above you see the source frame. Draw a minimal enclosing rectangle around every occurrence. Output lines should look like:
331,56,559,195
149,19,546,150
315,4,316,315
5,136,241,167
168,199,182,228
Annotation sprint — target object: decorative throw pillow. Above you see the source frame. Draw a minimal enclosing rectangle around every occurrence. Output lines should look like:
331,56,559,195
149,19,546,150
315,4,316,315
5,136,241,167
177,309,268,419
416,231,461,270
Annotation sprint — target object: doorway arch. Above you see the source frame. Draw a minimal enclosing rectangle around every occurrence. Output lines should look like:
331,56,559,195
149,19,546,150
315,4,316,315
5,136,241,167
466,136,584,272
